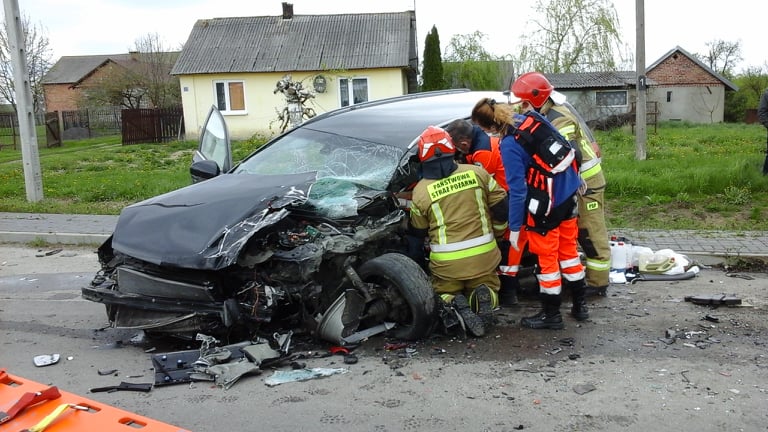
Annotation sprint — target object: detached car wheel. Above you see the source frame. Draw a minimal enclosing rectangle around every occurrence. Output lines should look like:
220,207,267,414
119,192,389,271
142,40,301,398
357,253,436,340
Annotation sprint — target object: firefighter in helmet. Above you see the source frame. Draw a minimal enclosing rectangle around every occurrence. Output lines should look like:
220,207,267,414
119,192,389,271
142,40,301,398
511,72,611,299
408,126,509,337
444,118,526,307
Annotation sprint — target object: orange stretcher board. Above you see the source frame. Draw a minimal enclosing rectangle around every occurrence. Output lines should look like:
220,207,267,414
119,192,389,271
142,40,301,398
0,368,190,432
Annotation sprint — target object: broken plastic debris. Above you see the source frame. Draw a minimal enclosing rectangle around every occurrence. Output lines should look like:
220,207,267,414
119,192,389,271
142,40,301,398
264,367,347,387
33,354,60,367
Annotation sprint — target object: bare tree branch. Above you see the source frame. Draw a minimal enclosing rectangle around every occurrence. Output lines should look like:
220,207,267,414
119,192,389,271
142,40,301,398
0,13,53,113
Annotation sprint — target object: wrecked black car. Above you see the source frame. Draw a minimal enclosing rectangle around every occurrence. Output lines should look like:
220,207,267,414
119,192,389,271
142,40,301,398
82,90,509,344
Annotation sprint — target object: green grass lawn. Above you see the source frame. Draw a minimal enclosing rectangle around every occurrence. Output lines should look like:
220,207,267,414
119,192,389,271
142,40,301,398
0,122,766,231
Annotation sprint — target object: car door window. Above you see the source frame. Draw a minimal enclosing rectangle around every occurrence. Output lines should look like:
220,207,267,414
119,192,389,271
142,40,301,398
195,106,232,173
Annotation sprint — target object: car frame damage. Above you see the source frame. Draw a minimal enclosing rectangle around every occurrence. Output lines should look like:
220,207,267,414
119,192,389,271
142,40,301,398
82,175,437,344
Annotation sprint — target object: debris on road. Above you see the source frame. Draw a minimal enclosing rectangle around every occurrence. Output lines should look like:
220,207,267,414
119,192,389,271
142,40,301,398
573,383,596,395
264,367,348,387
684,294,742,306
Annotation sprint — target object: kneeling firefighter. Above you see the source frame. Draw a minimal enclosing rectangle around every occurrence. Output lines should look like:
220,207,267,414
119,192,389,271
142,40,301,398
408,126,509,337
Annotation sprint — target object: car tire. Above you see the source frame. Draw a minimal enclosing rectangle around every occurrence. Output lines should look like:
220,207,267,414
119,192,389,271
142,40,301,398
357,252,436,340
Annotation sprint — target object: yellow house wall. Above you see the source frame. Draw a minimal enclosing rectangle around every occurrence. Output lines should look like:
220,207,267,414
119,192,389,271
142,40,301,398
179,68,408,141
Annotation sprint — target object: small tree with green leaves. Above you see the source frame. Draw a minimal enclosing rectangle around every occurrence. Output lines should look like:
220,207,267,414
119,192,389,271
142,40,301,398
421,26,446,91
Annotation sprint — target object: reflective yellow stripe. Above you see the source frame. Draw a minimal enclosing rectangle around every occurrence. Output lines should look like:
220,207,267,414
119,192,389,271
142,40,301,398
586,258,611,271
475,189,491,236
431,233,494,252
493,222,509,231
559,124,576,137
430,238,497,261
581,161,602,179
488,176,499,191
432,202,447,244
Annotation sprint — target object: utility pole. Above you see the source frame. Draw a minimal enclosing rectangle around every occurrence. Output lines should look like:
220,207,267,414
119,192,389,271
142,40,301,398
3,0,44,201
634,0,647,160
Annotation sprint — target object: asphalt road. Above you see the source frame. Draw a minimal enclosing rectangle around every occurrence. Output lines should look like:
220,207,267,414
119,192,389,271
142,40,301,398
1,244,767,432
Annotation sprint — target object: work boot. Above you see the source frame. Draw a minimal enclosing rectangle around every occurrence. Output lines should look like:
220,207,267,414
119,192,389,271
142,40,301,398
470,284,495,329
569,279,590,321
451,294,485,337
521,294,564,330
498,275,520,307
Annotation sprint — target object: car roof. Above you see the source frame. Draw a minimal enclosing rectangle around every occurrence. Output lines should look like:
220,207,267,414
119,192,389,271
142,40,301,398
296,89,510,150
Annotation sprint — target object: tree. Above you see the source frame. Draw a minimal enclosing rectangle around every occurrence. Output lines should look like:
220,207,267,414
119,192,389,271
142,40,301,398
696,39,742,78
82,32,180,109
515,0,631,73
421,25,446,91
132,33,181,108
726,64,768,122
0,13,52,113
443,31,514,90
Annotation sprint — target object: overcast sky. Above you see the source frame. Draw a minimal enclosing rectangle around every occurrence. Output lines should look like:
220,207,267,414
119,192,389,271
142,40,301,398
7,0,766,72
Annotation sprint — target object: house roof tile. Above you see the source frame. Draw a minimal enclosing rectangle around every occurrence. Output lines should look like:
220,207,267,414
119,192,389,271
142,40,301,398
170,11,416,75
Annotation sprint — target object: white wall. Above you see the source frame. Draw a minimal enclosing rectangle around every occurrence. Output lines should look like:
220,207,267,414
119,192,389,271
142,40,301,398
648,86,726,123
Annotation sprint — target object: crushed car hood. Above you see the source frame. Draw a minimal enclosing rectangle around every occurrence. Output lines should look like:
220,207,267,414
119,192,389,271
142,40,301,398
111,172,318,270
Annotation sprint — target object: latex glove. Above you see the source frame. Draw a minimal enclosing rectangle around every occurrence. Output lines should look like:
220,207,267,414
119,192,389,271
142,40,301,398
508,231,520,251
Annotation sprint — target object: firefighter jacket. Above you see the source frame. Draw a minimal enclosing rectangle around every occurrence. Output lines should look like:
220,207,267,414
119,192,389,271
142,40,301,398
409,163,507,280
500,114,582,233
464,126,508,191
543,103,606,190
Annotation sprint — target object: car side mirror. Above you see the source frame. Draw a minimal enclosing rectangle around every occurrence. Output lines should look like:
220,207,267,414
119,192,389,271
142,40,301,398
190,159,221,183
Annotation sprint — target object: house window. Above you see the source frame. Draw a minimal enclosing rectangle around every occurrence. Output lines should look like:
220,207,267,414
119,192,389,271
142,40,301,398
666,91,672,102
214,80,245,113
595,90,627,107
339,78,369,107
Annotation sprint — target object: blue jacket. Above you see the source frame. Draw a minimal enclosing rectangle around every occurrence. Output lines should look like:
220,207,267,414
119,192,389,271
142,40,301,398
469,125,492,153
500,128,581,230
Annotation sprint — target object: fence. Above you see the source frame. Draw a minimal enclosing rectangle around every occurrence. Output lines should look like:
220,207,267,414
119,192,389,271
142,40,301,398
0,112,47,150
121,107,184,144
0,106,186,148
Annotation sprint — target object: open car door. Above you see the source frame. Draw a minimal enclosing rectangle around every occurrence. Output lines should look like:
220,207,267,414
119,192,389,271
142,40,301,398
191,106,232,182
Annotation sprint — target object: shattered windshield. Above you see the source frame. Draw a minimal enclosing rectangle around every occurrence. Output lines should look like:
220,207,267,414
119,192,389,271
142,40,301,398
233,128,404,191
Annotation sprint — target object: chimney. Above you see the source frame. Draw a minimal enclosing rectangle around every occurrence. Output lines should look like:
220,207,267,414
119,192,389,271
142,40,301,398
282,2,293,19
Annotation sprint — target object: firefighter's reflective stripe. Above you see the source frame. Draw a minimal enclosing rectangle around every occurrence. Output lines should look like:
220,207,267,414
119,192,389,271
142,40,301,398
474,189,492,236
430,233,495,253
586,257,611,272
493,221,509,231
427,170,480,201
580,158,601,179
559,123,577,137
431,202,447,244
430,234,498,261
